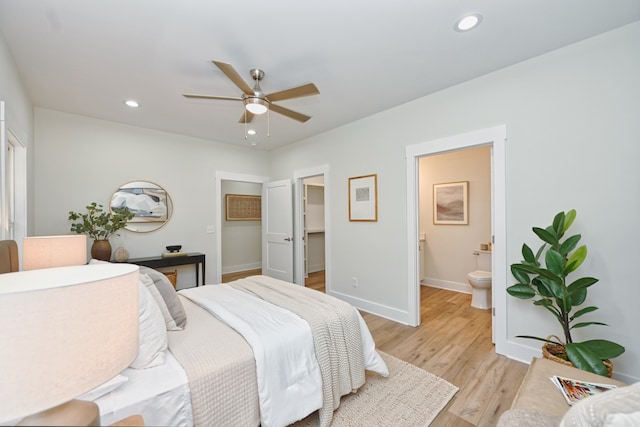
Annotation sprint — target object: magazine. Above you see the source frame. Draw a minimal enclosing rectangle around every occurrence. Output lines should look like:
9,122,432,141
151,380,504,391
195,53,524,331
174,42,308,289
550,375,617,406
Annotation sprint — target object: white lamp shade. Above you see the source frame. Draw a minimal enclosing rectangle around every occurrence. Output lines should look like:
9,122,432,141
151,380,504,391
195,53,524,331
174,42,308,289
23,235,88,270
0,264,139,423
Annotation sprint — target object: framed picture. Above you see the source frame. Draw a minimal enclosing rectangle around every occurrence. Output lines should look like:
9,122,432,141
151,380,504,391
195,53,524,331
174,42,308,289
226,194,261,221
111,181,169,223
433,181,468,225
349,174,378,222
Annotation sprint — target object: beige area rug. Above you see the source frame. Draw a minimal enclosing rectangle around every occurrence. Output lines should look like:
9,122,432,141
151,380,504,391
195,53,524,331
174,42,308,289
291,351,458,427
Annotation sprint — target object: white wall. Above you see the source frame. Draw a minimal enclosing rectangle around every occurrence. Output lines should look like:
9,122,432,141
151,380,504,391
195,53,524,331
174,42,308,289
269,22,640,380
221,180,262,274
33,109,270,287
419,146,491,293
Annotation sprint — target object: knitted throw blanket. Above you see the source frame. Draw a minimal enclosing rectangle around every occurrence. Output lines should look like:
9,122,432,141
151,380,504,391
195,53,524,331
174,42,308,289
230,275,366,427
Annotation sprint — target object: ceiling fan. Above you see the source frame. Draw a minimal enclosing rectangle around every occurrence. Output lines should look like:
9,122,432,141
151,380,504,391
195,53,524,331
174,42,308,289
183,61,319,124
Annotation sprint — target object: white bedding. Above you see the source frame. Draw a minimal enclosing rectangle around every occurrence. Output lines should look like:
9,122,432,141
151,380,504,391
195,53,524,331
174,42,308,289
96,350,193,427
95,275,388,427
180,284,323,427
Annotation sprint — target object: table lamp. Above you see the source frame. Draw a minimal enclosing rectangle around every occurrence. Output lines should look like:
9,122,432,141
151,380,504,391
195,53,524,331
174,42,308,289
0,263,139,426
22,235,88,270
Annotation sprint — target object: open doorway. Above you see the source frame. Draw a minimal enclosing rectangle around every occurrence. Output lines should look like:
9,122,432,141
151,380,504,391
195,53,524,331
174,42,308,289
220,180,262,282
418,146,492,342
302,176,325,292
215,171,269,283
293,165,330,292
405,125,508,355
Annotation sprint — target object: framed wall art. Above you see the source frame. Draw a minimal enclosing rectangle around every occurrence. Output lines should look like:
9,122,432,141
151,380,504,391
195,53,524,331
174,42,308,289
111,180,173,233
349,174,378,222
433,181,468,225
226,194,261,221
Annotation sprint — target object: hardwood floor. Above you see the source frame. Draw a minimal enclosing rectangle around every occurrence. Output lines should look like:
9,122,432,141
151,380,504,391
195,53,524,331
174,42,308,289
221,268,262,283
363,284,527,427
224,270,528,426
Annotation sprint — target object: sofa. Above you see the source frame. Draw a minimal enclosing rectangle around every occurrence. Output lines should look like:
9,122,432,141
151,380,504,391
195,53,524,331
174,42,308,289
497,357,639,427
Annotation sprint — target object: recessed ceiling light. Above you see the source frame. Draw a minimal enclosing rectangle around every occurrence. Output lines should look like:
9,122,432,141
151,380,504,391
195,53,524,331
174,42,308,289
455,13,482,32
124,100,139,108
247,129,257,136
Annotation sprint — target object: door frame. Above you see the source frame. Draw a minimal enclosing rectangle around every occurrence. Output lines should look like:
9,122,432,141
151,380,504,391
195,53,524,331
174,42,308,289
214,171,270,283
405,125,507,355
0,101,27,256
293,165,330,289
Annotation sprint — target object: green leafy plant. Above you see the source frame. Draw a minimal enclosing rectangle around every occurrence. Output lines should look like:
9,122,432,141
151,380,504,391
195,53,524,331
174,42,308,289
68,202,134,240
507,209,625,376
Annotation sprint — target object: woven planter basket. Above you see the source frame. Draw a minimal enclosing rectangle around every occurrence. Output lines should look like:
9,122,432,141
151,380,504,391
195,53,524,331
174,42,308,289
542,335,613,377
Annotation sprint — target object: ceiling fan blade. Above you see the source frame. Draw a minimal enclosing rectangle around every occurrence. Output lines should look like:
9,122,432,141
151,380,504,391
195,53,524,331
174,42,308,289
238,111,255,124
269,103,311,123
183,93,242,101
266,83,319,102
212,61,254,95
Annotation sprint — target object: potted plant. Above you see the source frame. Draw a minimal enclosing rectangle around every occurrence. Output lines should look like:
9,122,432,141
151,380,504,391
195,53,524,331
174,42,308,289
68,202,134,261
507,209,625,376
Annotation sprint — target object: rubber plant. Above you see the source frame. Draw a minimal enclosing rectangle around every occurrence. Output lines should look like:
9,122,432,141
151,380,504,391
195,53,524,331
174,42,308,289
507,209,625,376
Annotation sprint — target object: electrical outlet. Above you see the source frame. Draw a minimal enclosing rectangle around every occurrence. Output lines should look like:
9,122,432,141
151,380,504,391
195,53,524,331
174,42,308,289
206,225,215,234
351,277,358,288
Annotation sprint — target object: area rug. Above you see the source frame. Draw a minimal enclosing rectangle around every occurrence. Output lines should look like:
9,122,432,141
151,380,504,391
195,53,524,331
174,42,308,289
291,351,458,427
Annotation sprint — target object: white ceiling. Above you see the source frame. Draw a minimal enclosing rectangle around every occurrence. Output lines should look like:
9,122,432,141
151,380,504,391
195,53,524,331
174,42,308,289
1,1,638,151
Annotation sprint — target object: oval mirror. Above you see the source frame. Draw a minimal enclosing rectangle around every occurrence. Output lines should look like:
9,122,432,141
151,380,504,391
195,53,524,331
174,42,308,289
110,181,173,233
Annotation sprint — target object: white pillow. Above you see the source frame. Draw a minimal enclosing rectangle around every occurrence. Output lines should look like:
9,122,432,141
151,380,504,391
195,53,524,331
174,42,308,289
561,382,640,427
605,412,640,427
130,281,167,369
77,374,128,401
140,272,180,330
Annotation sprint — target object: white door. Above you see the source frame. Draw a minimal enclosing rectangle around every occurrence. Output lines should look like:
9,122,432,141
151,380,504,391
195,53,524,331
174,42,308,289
262,179,293,281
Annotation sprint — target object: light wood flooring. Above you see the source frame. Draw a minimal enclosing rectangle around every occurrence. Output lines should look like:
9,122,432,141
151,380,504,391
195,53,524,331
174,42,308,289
223,270,528,426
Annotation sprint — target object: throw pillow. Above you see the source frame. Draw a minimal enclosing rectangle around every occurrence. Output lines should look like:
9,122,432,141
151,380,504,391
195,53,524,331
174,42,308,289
139,266,187,328
140,272,180,331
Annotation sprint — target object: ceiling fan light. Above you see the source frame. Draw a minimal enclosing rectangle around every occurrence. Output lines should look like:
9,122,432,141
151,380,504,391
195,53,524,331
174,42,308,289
245,98,269,115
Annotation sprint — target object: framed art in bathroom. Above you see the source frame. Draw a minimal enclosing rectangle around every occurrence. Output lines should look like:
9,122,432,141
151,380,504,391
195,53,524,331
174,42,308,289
433,181,468,225
349,174,378,222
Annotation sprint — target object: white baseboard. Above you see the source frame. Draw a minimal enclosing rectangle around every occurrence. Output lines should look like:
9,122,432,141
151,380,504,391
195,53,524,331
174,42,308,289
308,263,325,273
221,262,261,275
421,277,471,294
329,290,413,325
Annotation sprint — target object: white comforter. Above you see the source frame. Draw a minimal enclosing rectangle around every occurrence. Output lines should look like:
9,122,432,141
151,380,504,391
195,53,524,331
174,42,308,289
180,284,323,427
180,282,388,427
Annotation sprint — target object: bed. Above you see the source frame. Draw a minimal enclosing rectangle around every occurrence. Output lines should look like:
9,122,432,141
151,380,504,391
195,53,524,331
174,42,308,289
95,267,388,427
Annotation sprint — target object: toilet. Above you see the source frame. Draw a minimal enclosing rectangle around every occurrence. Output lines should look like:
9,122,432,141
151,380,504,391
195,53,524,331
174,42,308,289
467,250,492,309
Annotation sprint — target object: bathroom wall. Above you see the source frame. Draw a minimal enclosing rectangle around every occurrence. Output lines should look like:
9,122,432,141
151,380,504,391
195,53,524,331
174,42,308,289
419,146,491,293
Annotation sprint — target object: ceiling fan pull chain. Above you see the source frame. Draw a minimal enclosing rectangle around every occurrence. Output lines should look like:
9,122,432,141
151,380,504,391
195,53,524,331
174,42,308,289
244,108,248,139
267,108,270,138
